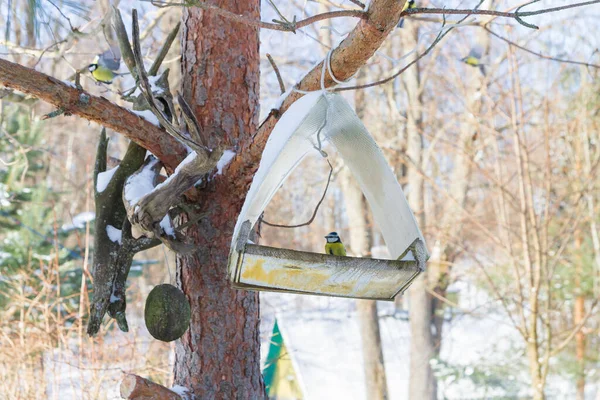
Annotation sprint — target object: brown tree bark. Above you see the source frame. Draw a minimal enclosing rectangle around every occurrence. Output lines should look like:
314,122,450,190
172,2,265,398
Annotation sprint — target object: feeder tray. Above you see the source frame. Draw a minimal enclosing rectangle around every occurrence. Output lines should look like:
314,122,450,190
227,91,428,300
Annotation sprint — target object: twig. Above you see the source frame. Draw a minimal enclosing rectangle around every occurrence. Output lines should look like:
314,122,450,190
146,0,366,31
484,26,600,70
347,0,366,9
46,0,76,32
261,160,333,229
42,107,66,119
177,93,208,147
112,7,138,81
550,300,598,356
337,15,453,91
404,1,600,29
148,21,181,76
266,53,286,94
144,0,600,32
131,9,206,153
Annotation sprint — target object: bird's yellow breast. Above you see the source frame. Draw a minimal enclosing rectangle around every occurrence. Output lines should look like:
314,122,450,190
92,67,115,84
464,56,480,66
325,242,347,257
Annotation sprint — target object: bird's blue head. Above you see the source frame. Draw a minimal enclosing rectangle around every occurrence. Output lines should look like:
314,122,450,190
325,232,341,243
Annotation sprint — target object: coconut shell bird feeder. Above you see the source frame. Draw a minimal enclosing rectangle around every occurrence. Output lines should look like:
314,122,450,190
227,90,428,300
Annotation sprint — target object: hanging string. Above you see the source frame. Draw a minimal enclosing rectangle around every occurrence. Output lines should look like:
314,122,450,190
292,48,357,157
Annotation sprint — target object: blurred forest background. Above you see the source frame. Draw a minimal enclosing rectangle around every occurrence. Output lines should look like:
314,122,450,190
1,0,600,399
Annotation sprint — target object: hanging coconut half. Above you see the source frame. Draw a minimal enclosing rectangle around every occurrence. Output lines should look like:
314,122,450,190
144,284,191,342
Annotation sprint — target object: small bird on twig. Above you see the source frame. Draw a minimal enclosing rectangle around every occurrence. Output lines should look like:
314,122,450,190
461,45,487,76
88,47,125,84
397,0,416,28
324,232,347,256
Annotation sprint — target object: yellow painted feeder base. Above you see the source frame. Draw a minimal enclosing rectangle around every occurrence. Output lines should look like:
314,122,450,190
231,242,423,301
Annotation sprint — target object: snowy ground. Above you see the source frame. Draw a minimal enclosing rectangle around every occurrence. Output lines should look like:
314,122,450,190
43,278,596,399
260,281,595,399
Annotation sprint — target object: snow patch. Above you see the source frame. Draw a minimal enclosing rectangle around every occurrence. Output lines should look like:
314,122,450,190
109,292,119,304
61,211,96,231
216,150,236,175
96,166,119,193
170,385,191,399
130,109,160,126
124,158,160,205
159,215,175,238
154,151,197,192
149,75,164,95
106,225,122,244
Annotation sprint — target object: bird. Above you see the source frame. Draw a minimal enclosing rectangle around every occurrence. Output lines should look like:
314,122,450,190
397,0,416,28
324,232,347,257
88,48,122,84
461,45,486,76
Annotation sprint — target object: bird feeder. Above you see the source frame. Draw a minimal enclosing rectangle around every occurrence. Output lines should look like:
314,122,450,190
227,91,428,300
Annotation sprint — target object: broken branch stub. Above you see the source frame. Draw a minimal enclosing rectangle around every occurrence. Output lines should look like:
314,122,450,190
88,133,161,336
120,374,186,400
122,150,223,253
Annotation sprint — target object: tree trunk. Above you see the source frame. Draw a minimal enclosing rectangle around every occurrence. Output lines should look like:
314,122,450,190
342,67,388,400
575,235,586,400
173,2,265,398
400,19,436,400
341,68,389,400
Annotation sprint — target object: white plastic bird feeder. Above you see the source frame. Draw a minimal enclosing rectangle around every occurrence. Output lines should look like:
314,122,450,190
227,91,428,300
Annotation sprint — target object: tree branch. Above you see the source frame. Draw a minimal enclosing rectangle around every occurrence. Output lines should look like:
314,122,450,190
0,58,186,170
550,300,598,357
147,0,600,32
148,0,367,31
266,53,286,95
483,26,600,70
120,374,186,400
406,1,600,21
235,0,406,177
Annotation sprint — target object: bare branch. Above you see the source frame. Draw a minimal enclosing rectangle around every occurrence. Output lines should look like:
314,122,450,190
0,58,186,170
266,53,286,95
149,21,181,77
347,0,366,9
112,7,138,81
484,26,600,70
146,1,367,31
130,10,206,154
144,0,600,33
550,300,598,357
405,1,600,29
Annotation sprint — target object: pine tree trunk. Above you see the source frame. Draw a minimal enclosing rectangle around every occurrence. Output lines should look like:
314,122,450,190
173,2,265,398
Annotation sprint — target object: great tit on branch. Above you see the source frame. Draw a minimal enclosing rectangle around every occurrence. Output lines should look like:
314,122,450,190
88,48,123,84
